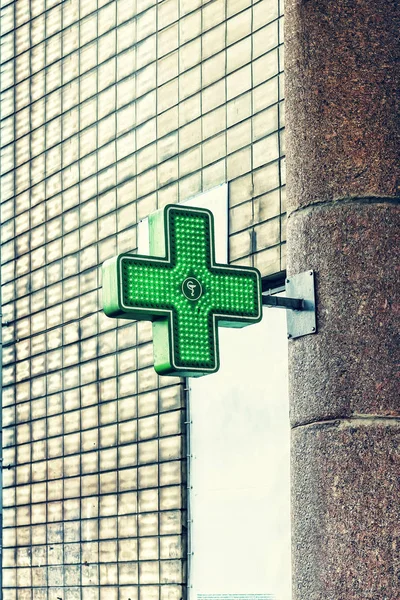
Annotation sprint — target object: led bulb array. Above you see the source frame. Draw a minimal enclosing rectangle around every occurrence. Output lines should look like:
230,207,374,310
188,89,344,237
103,204,262,376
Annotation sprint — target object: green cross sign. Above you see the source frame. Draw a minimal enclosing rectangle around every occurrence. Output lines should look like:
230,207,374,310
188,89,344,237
102,204,262,377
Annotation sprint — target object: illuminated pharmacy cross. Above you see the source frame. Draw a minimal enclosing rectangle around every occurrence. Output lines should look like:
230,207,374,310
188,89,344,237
102,204,262,377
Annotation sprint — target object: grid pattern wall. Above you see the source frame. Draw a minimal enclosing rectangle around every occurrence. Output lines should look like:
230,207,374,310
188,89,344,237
0,0,284,598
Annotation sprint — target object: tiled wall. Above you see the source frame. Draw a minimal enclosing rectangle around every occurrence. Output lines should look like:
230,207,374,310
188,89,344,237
0,0,284,598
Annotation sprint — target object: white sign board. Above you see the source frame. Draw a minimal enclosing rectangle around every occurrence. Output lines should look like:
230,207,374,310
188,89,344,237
138,185,291,597
188,307,291,599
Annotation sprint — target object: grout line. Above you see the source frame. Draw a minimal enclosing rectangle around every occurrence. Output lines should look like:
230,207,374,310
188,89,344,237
288,195,400,219
291,414,400,430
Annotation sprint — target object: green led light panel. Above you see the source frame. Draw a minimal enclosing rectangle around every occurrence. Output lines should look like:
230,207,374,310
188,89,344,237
102,204,262,376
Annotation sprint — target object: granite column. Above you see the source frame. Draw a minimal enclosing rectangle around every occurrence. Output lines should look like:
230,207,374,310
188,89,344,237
285,0,400,597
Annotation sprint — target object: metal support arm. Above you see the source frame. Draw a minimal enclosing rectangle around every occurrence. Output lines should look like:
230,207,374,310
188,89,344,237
262,270,317,339
262,295,304,311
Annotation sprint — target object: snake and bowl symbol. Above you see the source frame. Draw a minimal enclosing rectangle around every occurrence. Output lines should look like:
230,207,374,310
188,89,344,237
182,277,203,301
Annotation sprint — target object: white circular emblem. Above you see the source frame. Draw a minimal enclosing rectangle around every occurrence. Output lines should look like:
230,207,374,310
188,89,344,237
182,277,203,301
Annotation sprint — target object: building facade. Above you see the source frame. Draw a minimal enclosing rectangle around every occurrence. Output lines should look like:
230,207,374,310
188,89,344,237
0,0,285,598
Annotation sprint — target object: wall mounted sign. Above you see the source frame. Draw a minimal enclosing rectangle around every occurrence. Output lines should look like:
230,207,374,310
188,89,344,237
102,204,262,377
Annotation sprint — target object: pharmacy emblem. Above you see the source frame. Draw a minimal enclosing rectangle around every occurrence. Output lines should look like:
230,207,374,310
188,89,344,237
182,277,202,301
102,204,262,377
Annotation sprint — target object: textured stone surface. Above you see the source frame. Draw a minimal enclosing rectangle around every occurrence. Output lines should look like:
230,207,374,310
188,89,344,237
287,200,399,426
286,1,400,597
285,0,400,212
292,420,400,599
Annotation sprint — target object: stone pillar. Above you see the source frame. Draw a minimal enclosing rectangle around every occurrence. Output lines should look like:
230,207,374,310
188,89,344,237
285,1,400,598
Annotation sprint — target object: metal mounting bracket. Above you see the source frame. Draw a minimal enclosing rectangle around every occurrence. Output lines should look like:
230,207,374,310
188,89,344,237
262,270,317,339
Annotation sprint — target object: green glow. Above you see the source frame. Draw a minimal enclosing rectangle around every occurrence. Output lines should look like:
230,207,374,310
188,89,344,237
102,204,262,377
